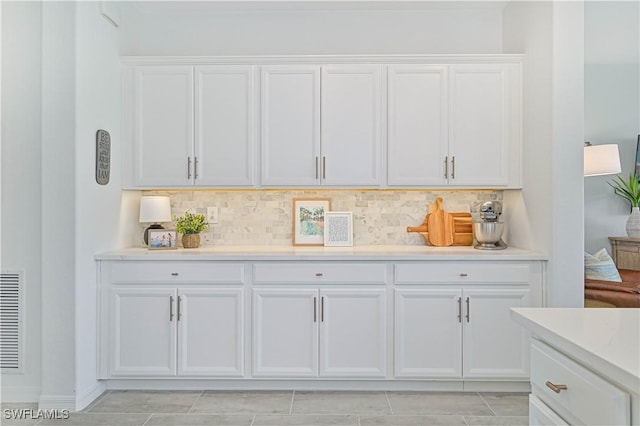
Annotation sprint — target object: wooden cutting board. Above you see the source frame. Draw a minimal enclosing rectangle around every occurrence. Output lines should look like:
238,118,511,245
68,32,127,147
426,198,454,246
406,198,473,246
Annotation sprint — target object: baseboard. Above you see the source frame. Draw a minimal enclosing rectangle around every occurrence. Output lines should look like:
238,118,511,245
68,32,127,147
75,381,107,412
38,394,76,411
0,385,41,403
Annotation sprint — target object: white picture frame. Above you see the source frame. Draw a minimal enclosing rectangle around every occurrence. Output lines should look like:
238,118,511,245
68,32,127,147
324,211,353,247
292,197,332,246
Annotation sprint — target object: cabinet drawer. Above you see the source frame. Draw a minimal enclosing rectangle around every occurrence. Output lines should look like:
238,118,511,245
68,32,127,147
253,263,387,284
110,261,244,284
531,339,630,426
395,262,530,284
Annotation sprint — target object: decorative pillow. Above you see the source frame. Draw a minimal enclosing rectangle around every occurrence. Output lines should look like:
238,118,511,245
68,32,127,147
585,248,622,282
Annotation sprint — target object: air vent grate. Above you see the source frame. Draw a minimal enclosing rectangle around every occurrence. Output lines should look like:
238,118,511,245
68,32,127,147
1,271,23,371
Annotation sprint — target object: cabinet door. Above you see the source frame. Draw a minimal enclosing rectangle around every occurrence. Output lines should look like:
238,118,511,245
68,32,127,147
448,64,509,186
111,287,177,376
462,288,530,379
529,395,569,426
177,288,244,377
133,66,194,186
252,289,318,377
319,289,386,377
195,66,256,186
261,66,321,186
387,65,449,186
394,289,462,378
321,65,382,186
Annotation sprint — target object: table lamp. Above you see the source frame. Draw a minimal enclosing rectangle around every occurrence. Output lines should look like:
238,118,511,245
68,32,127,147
584,142,621,177
139,196,172,245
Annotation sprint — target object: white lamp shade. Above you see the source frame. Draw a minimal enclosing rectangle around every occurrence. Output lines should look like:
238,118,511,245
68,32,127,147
139,196,172,223
584,144,622,177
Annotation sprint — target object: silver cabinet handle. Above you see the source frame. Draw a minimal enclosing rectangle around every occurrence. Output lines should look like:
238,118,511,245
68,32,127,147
465,297,470,322
460,273,468,277
169,296,174,321
171,272,179,277
315,273,323,277
444,156,448,179
194,157,199,180
322,156,326,179
315,157,319,179
187,157,192,179
457,297,462,323
321,296,325,322
313,296,317,323
451,156,456,179
177,296,182,321
546,381,568,393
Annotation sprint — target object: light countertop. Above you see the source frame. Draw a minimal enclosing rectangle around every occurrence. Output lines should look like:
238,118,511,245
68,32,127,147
95,245,547,261
511,308,640,394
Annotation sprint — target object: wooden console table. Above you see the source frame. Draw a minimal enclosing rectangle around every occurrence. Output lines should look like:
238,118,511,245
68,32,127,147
609,236,640,271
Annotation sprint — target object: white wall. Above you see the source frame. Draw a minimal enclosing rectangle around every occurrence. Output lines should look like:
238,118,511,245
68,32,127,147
584,1,640,254
39,1,77,408
503,1,585,307
74,2,126,410
1,1,43,402
120,4,504,55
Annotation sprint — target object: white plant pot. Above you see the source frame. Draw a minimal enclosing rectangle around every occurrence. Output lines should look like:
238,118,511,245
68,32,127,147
626,207,640,238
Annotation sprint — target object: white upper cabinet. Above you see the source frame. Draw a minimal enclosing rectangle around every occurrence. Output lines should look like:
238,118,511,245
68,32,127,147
260,64,382,187
388,65,448,186
195,66,256,186
260,66,321,186
124,65,256,188
387,62,521,188
130,66,194,187
321,65,382,186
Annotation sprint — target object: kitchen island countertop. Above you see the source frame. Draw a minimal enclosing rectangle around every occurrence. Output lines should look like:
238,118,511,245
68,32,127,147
95,245,547,261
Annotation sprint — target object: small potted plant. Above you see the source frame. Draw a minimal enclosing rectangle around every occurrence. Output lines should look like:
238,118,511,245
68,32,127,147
174,210,209,248
609,172,640,237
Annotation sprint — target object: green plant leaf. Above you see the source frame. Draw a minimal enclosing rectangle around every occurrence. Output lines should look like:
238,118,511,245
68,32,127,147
608,172,640,208
173,210,209,234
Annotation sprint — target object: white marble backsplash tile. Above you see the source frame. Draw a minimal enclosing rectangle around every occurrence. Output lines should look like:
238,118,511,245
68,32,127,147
141,190,502,246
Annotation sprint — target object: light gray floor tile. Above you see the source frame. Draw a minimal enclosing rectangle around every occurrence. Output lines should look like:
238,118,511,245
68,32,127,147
190,391,292,414
292,391,391,415
387,392,493,416
145,413,254,425
36,412,150,425
0,404,41,425
88,390,201,413
359,415,467,425
464,415,529,425
479,393,529,416
253,414,359,425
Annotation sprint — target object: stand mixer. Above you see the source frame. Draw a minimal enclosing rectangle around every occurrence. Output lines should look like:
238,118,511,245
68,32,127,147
473,201,507,250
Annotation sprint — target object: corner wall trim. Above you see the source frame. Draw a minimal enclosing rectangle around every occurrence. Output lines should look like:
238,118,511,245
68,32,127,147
38,395,76,411
75,381,107,412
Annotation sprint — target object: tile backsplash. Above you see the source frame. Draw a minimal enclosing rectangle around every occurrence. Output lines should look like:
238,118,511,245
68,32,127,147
141,190,502,246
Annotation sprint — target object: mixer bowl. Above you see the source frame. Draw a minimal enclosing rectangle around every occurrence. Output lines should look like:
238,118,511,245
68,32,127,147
473,222,505,245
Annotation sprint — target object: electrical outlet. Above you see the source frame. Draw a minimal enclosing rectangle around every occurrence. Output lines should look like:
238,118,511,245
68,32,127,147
206,207,219,224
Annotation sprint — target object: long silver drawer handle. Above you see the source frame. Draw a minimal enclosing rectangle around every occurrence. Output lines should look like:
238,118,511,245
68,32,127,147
313,297,317,323
465,297,470,322
169,296,174,322
546,381,568,393
444,156,448,179
177,296,182,321
187,157,192,179
457,297,462,323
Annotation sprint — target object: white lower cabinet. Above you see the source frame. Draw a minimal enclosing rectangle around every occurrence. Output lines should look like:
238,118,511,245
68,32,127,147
529,394,569,426
253,288,386,378
110,287,244,377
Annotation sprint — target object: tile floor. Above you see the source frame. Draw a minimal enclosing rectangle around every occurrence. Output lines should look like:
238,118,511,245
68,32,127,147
1,391,529,426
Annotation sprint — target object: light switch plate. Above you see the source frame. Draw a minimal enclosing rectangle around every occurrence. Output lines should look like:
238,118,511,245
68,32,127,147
207,207,219,224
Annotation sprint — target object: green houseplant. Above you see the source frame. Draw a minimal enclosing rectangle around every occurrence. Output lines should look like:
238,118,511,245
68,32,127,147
609,172,640,237
174,210,209,248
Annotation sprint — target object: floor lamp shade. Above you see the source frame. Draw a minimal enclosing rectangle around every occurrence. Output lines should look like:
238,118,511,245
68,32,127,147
584,143,622,177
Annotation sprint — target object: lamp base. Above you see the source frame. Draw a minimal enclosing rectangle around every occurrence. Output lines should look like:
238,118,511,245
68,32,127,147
143,223,165,246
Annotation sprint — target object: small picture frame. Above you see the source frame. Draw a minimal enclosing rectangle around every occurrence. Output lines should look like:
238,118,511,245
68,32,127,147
292,197,332,246
148,229,178,250
324,211,354,247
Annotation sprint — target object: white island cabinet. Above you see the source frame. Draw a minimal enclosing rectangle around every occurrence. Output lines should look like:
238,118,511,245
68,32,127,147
512,308,640,426
96,246,545,391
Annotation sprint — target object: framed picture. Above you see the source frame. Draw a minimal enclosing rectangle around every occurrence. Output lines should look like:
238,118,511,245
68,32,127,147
324,212,354,247
292,198,332,246
148,229,178,250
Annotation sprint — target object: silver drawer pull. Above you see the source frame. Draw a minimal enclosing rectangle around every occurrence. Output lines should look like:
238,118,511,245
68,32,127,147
545,381,568,393
315,273,323,277
460,273,468,277
171,273,179,277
